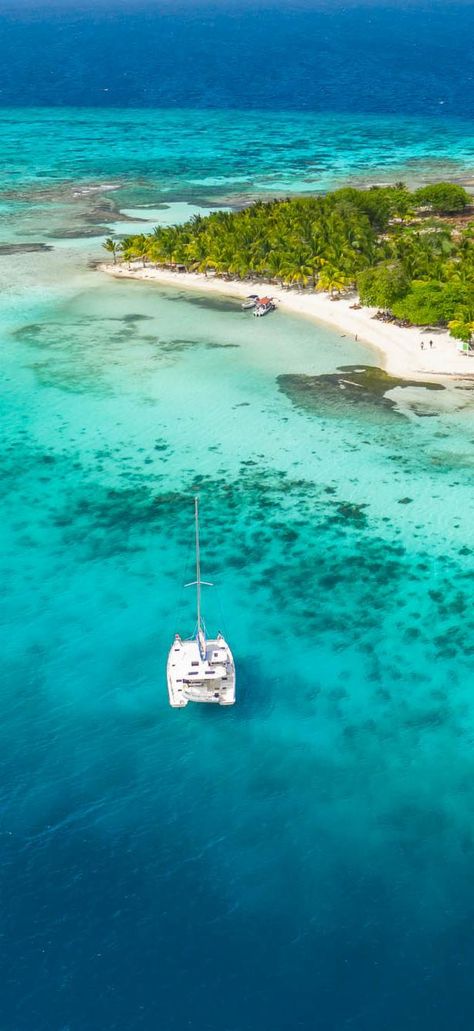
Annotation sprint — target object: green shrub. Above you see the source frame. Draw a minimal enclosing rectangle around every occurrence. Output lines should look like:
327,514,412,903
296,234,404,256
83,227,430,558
392,281,474,325
413,183,470,215
357,262,411,308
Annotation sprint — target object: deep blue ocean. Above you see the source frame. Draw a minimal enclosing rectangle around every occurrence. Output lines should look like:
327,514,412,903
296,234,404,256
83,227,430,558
1,5,474,1031
1,2,474,114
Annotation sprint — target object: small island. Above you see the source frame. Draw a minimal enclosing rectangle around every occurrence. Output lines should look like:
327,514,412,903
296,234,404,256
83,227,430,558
103,182,474,378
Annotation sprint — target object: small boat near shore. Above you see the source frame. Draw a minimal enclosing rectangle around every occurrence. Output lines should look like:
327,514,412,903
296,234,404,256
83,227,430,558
167,497,236,708
254,296,276,317
241,294,259,310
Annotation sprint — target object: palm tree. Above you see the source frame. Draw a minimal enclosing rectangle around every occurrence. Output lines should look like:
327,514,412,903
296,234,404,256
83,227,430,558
103,237,119,264
116,238,136,269
317,264,353,297
104,184,474,324
132,235,152,268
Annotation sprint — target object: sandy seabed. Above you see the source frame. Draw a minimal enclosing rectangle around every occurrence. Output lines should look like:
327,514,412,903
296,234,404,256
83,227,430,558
101,263,474,381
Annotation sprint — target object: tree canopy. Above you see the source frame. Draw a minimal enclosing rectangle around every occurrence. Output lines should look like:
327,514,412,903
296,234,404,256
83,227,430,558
357,261,411,309
108,181,474,341
413,182,470,214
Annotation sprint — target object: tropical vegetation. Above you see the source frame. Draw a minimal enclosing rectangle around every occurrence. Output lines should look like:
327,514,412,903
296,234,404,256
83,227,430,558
104,181,474,342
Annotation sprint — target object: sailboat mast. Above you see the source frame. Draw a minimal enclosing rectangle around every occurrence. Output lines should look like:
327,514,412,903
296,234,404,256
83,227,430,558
195,495,201,629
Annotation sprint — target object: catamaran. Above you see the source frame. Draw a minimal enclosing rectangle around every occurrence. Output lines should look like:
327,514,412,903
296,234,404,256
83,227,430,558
166,497,236,707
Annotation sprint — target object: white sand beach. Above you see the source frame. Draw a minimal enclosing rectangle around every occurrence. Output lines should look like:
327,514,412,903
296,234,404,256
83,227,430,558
101,263,474,381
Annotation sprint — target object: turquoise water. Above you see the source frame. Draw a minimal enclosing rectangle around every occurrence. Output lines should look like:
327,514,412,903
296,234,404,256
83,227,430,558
2,109,474,214
1,110,474,1029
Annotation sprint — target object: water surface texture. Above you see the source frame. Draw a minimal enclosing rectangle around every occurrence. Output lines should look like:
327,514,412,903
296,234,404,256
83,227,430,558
3,108,474,211
1,108,474,1031
2,3,474,115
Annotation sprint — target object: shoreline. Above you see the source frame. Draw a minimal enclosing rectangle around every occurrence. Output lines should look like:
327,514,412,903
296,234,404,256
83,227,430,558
100,263,474,381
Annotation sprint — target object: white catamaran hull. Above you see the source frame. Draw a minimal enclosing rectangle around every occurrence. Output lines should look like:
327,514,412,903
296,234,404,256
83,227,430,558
167,633,236,707
167,496,236,708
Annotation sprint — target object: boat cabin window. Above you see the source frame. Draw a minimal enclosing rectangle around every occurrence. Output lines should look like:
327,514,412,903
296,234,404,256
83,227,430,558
191,661,199,666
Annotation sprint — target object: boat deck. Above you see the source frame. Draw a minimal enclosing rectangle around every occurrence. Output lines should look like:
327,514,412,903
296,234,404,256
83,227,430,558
167,635,235,707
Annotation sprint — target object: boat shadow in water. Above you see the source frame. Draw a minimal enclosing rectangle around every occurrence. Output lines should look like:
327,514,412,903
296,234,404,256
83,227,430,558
189,652,276,721
165,291,242,314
